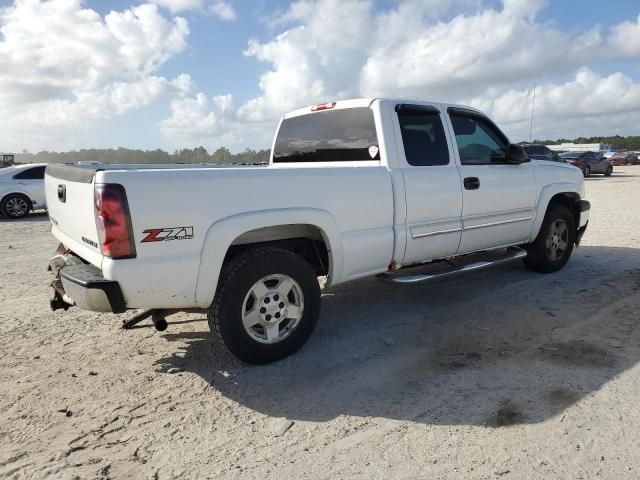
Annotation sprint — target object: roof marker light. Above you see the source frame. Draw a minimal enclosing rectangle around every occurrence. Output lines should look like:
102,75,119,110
311,102,336,112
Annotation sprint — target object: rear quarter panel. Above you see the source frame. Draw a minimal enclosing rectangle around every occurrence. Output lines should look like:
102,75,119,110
0,179,35,208
98,165,395,309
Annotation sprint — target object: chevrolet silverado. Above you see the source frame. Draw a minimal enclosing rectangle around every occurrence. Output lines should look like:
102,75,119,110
45,98,590,364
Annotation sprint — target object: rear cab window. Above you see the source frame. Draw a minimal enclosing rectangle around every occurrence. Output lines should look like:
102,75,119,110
273,107,380,163
396,104,449,166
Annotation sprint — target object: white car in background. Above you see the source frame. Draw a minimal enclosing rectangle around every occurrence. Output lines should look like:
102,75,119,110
0,163,47,218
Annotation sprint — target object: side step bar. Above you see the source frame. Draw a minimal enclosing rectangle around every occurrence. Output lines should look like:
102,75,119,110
377,247,527,284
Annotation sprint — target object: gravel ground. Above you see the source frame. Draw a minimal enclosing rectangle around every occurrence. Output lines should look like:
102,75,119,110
1,166,639,480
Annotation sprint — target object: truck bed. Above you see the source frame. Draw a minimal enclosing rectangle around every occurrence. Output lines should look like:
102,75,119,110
45,161,396,309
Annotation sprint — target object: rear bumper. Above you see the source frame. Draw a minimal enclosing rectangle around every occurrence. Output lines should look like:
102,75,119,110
50,261,126,313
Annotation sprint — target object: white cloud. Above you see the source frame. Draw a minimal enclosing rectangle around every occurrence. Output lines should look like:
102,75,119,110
0,0,189,151
223,0,640,145
359,2,609,100
160,91,273,150
2,0,640,152
170,73,197,96
150,0,205,13
471,69,640,140
238,0,373,122
210,1,236,21
151,0,236,20
608,14,640,57
160,93,219,144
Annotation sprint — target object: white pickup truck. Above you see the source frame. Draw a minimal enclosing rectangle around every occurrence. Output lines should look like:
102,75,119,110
45,98,590,364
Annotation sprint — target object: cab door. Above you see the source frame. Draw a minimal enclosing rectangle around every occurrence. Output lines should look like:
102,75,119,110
446,108,537,254
593,152,608,173
392,103,463,265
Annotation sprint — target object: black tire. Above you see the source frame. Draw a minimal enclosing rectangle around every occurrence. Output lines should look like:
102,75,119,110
523,204,576,273
583,166,591,177
208,247,321,364
0,194,31,219
605,165,613,176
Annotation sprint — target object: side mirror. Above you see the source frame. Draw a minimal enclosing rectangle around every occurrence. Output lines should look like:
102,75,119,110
506,144,529,164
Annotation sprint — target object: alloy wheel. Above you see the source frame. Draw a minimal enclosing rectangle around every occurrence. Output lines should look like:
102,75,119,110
241,274,305,344
6,197,29,217
546,219,569,261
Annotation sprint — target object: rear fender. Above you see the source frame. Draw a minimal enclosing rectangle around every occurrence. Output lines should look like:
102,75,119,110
194,208,342,308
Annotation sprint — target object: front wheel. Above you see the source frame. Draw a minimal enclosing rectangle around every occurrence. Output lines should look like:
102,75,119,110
208,247,321,364
605,165,613,176
523,204,576,273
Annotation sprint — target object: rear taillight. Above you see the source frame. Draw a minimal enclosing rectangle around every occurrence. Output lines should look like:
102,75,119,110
95,184,136,259
570,159,582,165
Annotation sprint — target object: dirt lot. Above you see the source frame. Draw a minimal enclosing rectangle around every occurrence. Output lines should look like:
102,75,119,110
1,167,639,480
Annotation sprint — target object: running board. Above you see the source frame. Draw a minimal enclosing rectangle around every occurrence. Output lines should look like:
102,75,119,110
378,247,527,284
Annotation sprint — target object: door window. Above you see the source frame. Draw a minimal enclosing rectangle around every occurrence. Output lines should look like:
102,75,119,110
397,106,449,166
449,112,509,165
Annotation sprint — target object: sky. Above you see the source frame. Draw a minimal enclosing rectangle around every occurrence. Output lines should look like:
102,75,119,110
0,0,639,153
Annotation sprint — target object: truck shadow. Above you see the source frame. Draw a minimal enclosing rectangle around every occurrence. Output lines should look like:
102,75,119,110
585,173,639,180
0,211,49,223
154,245,640,427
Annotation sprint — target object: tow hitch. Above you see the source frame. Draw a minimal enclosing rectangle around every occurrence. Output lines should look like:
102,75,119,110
50,278,72,311
122,309,170,331
48,251,82,311
121,308,202,331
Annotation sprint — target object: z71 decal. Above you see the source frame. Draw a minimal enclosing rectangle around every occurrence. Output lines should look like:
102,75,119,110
141,227,194,243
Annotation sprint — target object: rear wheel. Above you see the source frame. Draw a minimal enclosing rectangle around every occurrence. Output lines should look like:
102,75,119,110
523,204,576,273
583,166,591,177
605,165,613,176
1,194,31,219
208,247,321,364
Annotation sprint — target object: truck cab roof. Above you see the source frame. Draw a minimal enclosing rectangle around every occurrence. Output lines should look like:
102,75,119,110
283,98,483,119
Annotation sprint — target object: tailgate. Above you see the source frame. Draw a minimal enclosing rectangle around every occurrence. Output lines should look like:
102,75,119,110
45,164,104,267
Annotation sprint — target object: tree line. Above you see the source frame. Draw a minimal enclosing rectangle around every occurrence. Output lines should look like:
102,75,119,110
14,146,270,165
529,135,640,150
11,134,640,166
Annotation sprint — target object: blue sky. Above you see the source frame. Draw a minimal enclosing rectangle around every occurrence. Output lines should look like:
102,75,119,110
1,0,639,152
96,0,640,104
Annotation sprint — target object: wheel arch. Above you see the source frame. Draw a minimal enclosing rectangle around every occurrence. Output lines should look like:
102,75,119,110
194,208,343,308
529,183,582,242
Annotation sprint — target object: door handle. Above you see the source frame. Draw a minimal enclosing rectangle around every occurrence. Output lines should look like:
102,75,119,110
464,177,480,190
57,184,66,203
